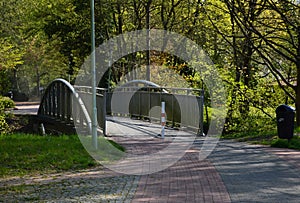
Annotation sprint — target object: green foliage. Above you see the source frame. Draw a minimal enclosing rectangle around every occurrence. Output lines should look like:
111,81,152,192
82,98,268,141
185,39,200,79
0,115,8,134
222,67,287,135
0,96,15,109
224,110,276,135
0,0,71,97
0,0,298,136
0,38,24,70
0,69,12,95
0,96,15,134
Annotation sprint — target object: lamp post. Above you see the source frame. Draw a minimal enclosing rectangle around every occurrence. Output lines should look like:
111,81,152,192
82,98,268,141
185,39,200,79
91,0,98,150
146,0,152,81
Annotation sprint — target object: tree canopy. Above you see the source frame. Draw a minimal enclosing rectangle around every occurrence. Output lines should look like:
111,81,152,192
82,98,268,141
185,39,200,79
1,0,299,132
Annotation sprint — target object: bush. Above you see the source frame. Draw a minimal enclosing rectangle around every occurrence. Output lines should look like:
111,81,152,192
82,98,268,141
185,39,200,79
0,115,9,133
0,96,15,109
223,106,276,135
221,73,286,136
0,96,15,134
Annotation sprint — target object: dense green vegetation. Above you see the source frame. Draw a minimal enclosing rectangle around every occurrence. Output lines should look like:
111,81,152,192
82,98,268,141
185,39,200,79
0,96,15,133
1,0,299,135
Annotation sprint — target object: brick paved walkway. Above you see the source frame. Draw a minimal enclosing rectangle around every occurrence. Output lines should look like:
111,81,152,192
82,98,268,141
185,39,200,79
108,117,300,203
132,151,230,203
6,106,300,202
107,118,231,203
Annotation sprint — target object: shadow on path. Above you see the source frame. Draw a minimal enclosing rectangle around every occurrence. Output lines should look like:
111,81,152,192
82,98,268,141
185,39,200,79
210,140,300,203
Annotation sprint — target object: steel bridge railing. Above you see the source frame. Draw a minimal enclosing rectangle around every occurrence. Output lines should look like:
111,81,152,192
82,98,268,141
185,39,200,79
38,79,92,134
38,79,204,136
105,86,204,135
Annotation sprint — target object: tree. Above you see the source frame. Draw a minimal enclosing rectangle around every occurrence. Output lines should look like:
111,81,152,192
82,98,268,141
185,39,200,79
222,0,300,125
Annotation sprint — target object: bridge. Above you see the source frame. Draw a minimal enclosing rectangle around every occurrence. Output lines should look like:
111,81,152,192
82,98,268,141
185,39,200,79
9,79,300,202
36,78,205,136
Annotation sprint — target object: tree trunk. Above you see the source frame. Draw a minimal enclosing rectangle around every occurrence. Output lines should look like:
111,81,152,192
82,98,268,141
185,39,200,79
36,65,40,97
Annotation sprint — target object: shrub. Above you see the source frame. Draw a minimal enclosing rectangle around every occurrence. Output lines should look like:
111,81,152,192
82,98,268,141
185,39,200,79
0,115,8,134
0,96,15,109
223,106,276,135
0,96,15,134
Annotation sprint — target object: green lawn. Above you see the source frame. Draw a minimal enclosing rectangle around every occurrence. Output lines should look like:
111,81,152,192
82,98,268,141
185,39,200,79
0,134,123,178
271,136,300,149
222,129,300,150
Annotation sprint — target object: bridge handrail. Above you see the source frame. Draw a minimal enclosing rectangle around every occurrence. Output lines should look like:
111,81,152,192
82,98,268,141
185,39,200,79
38,78,92,134
74,85,106,96
74,85,203,95
39,79,204,136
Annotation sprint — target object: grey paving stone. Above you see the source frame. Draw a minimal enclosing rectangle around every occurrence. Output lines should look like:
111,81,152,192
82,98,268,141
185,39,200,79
209,140,300,203
0,175,140,202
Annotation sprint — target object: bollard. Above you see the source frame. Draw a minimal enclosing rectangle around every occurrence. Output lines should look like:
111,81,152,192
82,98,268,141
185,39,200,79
161,101,165,139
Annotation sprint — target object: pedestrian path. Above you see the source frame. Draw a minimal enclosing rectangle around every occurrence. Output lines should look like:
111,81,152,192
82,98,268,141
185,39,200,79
107,118,300,203
12,101,39,115
105,116,229,202
209,141,300,203
131,147,230,203
4,108,300,202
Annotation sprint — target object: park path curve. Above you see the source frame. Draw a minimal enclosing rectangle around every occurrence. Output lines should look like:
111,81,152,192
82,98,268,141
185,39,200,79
209,140,300,203
4,104,300,202
108,117,300,203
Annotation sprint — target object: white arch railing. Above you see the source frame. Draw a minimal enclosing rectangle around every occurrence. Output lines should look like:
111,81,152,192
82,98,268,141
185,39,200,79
38,79,92,134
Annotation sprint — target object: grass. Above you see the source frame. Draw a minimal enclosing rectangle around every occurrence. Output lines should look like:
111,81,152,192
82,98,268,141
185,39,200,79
0,134,125,178
79,135,126,164
271,136,300,149
222,127,300,151
221,130,278,145
270,127,300,149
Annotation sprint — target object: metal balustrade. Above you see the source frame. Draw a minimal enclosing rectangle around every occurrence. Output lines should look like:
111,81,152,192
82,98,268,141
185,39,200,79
37,79,204,135
38,79,92,134
106,85,204,135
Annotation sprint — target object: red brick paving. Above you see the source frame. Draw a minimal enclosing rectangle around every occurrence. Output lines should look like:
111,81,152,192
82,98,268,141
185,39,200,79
112,137,231,203
132,150,230,203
